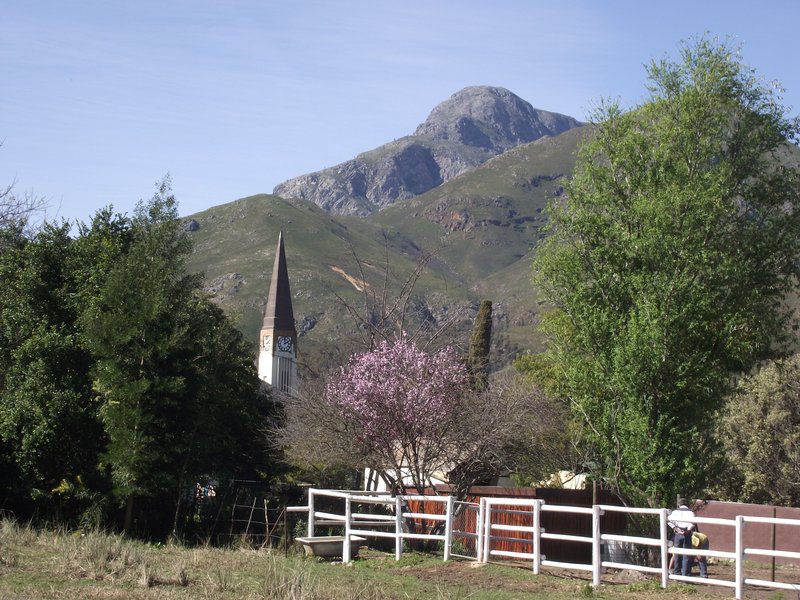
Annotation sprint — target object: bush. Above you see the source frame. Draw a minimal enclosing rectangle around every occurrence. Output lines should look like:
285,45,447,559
719,354,800,505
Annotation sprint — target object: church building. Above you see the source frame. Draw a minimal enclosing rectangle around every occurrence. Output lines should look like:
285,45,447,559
258,231,297,395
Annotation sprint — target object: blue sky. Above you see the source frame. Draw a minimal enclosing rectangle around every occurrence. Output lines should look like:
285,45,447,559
2,0,799,224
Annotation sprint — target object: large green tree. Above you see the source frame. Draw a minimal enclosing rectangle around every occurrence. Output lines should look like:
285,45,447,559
81,181,270,535
532,38,800,505
0,224,104,511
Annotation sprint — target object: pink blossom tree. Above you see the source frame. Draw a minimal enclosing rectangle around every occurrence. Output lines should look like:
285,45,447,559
323,337,469,493
277,338,572,499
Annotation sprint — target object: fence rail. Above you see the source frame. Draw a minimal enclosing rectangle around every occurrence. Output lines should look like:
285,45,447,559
287,489,800,599
288,489,471,563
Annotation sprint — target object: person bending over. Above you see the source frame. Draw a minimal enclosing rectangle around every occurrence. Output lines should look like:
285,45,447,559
667,499,695,576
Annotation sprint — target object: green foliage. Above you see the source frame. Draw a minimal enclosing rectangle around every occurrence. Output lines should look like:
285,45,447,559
82,183,199,503
0,179,275,536
81,181,271,534
533,37,800,505
467,300,492,390
0,223,104,509
513,352,558,391
719,354,800,506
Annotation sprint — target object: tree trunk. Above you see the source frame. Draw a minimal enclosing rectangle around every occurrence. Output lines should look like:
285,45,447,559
123,496,134,534
171,494,183,542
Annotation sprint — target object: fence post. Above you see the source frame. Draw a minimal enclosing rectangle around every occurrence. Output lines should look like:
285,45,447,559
533,499,542,574
343,495,352,564
482,501,492,563
307,489,315,538
476,499,485,563
771,506,777,582
735,515,744,600
395,495,403,561
283,507,288,557
659,508,669,589
444,495,454,561
591,504,602,587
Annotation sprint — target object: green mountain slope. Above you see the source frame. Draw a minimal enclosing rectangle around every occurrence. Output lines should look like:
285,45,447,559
370,127,586,284
185,127,587,367
184,194,476,369
369,127,586,357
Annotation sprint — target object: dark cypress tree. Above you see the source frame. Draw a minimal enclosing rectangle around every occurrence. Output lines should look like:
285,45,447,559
467,300,492,390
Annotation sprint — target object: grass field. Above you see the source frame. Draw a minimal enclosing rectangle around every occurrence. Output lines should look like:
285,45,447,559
2,518,760,600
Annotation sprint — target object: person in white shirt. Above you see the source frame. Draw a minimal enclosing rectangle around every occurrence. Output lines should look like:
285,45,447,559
667,499,695,576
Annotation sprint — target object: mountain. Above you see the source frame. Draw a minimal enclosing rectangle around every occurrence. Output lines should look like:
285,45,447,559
414,86,580,152
183,193,478,370
272,86,582,216
369,126,588,351
185,125,587,369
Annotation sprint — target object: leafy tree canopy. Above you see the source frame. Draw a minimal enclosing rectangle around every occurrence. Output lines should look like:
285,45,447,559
532,37,800,505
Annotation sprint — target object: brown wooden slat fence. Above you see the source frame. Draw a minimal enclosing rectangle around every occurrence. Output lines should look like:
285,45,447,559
407,485,626,564
697,501,800,566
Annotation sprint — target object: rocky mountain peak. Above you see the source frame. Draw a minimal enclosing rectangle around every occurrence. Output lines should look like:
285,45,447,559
415,86,581,152
273,86,583,215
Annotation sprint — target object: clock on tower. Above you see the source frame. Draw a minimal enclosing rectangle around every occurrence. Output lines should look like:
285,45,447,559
257,231,297,395
277,336,293,352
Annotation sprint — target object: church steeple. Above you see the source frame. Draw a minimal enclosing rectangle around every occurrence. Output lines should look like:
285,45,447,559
258,231,297,394
263,230,296,332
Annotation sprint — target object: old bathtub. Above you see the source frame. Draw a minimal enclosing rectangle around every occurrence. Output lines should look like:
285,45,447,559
294,535,366,559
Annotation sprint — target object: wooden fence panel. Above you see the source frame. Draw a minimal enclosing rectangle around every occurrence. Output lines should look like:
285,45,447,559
407,485,626,563
698,501,800,566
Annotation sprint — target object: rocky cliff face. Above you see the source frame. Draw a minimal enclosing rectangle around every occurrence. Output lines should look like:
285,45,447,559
273,86,582,215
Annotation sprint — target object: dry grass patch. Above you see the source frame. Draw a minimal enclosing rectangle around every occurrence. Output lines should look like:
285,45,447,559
0,518,745,600
50,529,146,581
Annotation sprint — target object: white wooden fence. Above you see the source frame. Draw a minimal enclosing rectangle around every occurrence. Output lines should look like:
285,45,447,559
288,489,800,599
480,498,598,578
287,488,471,563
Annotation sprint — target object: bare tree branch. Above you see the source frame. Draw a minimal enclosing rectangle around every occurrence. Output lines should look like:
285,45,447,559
0,143,47,238
322,232,463,355
274,367,575,501
0,184,46,233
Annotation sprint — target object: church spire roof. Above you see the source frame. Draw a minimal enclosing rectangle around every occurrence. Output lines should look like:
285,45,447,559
262,231,296,332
